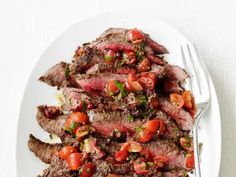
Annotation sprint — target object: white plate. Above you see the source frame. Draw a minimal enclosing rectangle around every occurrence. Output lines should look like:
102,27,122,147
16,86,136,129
16,12,221,177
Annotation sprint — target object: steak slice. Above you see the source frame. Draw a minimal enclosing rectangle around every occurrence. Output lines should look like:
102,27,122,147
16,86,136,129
28,134,62,164
39,62,70,88
159,98,194,131
71,46,103,74
95,137,186,170
37,106,66,137
36,106,78,145
89,109,183,140
75,73,127,95
38,157,77,177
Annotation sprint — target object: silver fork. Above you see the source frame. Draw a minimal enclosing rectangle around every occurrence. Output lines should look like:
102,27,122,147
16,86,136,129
181,43,211,177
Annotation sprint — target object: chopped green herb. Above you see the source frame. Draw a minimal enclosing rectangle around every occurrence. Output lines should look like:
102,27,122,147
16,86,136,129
104,55,113,62
135,42,145,60
146,162,154,166
65,65,70,79
138,95,148,106
135,126,143,133
114,80,128,97
128,115,134,122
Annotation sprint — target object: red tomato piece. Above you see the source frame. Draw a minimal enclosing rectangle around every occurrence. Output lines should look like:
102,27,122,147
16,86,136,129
170,93,184,109
138,77,155,90
115,150,128,162
123,51,137,64
128,141,142,153
107,80,119,94
58,146,78,160
182,91,193,109
144,119,161,133
180,137,193,152
185,152,195,169
137,58,151,72
150,97,159,110
129,81,143,91
137,129,153,143
104,50,116,63
120,142,130,151
127,29,145,44
127,73,137,82
66,153,83,170
80,162,96,177
133,160,148,175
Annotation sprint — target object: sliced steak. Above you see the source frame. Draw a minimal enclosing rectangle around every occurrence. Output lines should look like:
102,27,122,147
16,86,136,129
165,65,188,82
36,106,77,145
75,73,127,95
145,35,168,54
89,110,143,137
39,62,70,88
38,157,77,177
37,106,66,137
71,47,103,74
28,134,62,164
158,98,194,131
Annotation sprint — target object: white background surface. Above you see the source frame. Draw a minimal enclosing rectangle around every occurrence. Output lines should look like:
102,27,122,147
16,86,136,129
0,0,235,177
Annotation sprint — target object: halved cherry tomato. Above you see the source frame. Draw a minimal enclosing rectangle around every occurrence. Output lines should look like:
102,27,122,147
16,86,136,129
137,58,150,72
107,80,119,94
154,156,168,168
127,29,145,44
182,91,193,109
140,72,156,81
150,97,159,110
137,129,153,143
80,162,96,177
124,81,133,91
66,153,83,170
185,152,195,169
120,142,130,151
127,73,137,83
106,174,119,177
58,146,78,160
170,93,184,109
115,150,128,162
140,148,153,160
68,112,89,126
123,51,137,64
138,77,155,90
104,50,116,63
133,160,148,175
128,141,142,152
180,137,193,152
129,81,143,91
144,119,161,133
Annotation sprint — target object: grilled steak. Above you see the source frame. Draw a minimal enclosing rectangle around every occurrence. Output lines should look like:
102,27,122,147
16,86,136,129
29,28,196,177
38,157,77,177
159,98,194,131
28,134,62,164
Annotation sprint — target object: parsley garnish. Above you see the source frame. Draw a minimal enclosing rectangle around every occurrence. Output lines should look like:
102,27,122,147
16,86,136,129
135,126,143,133
138,95,148,106
65,65,70,79
114,81,128,97
128,115,134,122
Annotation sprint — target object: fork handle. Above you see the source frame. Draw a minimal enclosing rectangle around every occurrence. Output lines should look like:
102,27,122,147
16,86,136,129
193,110,206,177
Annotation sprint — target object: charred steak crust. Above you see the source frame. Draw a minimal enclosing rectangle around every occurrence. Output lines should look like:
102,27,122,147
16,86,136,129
28,134,62,164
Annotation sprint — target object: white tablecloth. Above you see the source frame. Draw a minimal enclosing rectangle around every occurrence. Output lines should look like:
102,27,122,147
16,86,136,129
0,0,235,176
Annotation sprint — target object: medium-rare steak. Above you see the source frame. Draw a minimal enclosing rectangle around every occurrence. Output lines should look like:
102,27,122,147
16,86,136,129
159,97,194,131
29,28,196,177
